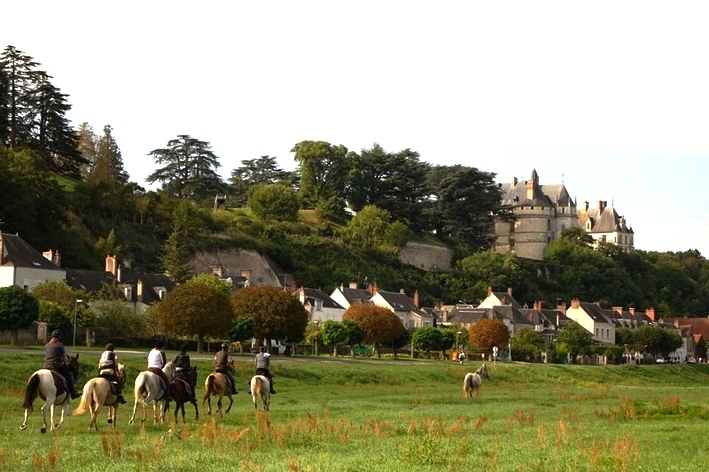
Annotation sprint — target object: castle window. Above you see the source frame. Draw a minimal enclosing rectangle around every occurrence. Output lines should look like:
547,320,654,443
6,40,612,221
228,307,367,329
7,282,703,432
547,220,551,230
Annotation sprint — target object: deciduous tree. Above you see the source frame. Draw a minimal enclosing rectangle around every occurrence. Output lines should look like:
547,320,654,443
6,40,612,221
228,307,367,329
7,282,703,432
157,280,233,352
556,321,592,363
342,304,405,358
248,183,300,222
230,286,309,345
320,320,350,356
291,140,349,210
469,318,510,354
0,285,39,345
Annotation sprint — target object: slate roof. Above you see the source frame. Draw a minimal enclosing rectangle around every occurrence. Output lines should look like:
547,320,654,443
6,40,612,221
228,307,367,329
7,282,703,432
519,308,570,329
498,170,575,209
491,305,534,328
119,272,175,304
298,288,345,310
376,290,420,313
65,268,115,293
0,233,63,271
491,292,523,309
663,318,709,340
579,302,613,323
578,204,633,234
340,287,373,305
446,305,489,324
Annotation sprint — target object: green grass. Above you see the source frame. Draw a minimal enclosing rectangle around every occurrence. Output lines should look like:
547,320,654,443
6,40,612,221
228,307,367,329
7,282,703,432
2,352,709,471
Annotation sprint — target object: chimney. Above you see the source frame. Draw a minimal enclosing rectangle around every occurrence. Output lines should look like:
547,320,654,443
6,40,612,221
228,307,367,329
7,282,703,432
399,288,406,294
241,269,251,281
443,308,449,323
0,235,3,265
507,287,513,296
372,282,378,296
599,200,606,211
646,307,655,321
629,307,635,315
674,319,680,328
526,178,535,200
487,286,492,296
116,265,122,283
571,298,580,309
105,255,117,275
511,176,518,186
349,281,357,289
582,201,589,212
613,306,622,315
556,301,567,315
212,265,223,277
414,289,420,308
137,279,143,303
299,287,305,304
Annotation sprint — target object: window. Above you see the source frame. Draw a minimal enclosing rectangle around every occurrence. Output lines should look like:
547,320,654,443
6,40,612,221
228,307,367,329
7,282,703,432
315,299,323,311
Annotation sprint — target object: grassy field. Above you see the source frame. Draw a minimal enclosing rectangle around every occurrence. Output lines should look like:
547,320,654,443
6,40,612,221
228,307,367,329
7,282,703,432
2,351,709,471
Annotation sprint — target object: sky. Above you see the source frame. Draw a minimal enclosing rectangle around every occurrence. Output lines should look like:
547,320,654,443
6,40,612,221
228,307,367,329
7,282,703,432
5,1,709,255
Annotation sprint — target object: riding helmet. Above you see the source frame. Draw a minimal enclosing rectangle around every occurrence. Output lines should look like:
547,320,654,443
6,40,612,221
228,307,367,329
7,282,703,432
221,342,230,350
105,343,115,351
259,345,267,353
51,329,61,338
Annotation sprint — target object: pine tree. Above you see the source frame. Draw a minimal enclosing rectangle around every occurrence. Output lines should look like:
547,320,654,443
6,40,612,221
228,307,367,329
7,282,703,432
90,125,128,184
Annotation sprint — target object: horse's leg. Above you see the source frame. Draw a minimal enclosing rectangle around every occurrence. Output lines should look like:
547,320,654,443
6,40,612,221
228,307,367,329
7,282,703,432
225,394,233,413
40,397,52,434
55,399,70,430
21,406,31,430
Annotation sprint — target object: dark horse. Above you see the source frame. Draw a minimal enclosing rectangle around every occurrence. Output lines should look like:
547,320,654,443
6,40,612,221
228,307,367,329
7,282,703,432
21,353,80,433
169,366,199,423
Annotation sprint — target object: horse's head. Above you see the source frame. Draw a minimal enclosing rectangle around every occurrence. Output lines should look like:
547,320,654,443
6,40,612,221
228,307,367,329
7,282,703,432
67,353,80,381
478,363,489,379
163,361,175,381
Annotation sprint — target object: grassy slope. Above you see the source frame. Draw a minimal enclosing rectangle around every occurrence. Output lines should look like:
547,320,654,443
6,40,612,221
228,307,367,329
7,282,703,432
2,352,709,470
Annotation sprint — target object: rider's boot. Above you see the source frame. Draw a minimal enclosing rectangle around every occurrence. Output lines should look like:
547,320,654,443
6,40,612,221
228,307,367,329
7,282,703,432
117,394,127,404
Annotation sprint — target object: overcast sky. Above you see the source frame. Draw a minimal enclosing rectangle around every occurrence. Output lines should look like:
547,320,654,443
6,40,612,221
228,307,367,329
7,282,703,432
5,1,709,255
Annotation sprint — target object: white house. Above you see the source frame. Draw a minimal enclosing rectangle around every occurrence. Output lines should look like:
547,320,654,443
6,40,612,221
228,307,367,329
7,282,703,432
0,233,65,290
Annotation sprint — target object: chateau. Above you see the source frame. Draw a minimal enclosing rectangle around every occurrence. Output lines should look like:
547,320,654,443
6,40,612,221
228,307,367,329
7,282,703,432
494,170,634,260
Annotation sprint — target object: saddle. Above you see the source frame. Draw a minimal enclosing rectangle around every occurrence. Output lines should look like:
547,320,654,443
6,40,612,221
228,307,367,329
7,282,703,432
47,369,70,394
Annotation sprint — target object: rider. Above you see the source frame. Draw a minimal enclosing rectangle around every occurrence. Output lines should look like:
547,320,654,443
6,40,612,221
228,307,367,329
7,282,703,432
147,340,171,401
98,342,126,404
43,330,81,399
252,345,276,394
214,342,237,395
173,344,196,402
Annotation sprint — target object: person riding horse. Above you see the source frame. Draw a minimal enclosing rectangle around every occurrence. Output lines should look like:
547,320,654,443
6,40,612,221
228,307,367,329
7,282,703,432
43,330,81,399
98,343,127,404
249,345,276,394
214,342,237,395
173,344,197,402
147,340,171,401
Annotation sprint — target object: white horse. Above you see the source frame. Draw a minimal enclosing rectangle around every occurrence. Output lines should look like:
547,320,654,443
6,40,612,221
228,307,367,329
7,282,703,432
129,361,175,425
73,364,126,431
21,353,81,433
463,363,489,398
250,374,271,411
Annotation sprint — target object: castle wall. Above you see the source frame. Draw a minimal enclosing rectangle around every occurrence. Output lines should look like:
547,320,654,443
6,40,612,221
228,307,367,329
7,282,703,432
398,242,453,271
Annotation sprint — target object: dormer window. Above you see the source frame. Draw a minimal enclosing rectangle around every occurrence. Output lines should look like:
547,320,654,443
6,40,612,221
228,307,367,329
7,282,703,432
124,286,132,301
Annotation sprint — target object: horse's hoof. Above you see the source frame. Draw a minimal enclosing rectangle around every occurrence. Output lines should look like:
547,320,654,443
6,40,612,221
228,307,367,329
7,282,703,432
53,424,60,430
107,419,113,424
20,424,27,431
129,420,134,425
40,427,47,434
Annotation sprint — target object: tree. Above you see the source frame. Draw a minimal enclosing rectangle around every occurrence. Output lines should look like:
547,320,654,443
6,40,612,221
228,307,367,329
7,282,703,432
32,280,86,311
511,328,545,362
94,299,135,341
291,140,350,210
343,319,365,356
189,273,232,297
230,286,309,346
229,155,297,206
160,229,191,283
469,318,510,354
411,326,445,357
229,315,256,353
431,166,507,253
342,304,405,358
319,320,350,356
38,301,71,335
342,205,410,255
248,183,300,222
157,280,233,352
556,321,592,363
0,285,39,345
89,124,128,184
147,135,227,201
631,325,682,358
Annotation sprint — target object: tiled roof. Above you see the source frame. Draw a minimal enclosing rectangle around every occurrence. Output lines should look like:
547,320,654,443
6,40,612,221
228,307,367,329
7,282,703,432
0,233,63,271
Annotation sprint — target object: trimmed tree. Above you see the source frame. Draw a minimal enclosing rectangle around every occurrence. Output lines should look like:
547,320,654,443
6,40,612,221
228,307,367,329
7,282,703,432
0,285,39,345
470,318,510,357
320,320,350,356
230,286,309,347
342,304,405,358
157,280,233,352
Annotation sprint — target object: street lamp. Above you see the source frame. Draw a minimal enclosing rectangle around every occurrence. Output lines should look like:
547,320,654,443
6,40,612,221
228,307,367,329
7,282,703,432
73,299,83,348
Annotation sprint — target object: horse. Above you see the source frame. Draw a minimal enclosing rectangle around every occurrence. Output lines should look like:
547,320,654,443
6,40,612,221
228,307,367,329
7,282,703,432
463,363,489,398
20,353,81,433
202,361,235,417
129,361,175,425
169,365,199,423
250,374,271,411
73,363,126,431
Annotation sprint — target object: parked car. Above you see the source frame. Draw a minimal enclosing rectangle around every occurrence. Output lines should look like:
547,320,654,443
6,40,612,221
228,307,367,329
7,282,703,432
655,358,666,363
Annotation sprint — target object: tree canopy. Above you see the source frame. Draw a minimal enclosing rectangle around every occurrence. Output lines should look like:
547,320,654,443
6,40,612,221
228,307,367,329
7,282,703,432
230,286,309,344
342,303,405,357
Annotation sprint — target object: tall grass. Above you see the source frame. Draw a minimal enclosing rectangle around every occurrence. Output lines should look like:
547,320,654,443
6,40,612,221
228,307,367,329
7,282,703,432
2,352,709,471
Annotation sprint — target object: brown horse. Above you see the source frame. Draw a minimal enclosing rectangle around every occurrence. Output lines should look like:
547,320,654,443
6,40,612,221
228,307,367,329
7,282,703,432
73,364,126,431
202,362,235,417
21,353,81,433
169,366,199,423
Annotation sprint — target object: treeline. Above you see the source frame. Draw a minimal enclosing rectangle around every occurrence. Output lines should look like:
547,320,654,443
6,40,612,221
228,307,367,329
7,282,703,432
2,45,709,318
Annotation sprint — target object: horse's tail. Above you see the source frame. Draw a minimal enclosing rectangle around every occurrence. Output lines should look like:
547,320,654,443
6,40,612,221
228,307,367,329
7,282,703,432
253,377,262,396
22,373,40,410
201,375,215,406
73,381,90,415
462,373,472,398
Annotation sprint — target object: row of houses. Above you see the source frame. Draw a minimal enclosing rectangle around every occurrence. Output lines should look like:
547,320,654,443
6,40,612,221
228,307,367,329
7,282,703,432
0,231,705,361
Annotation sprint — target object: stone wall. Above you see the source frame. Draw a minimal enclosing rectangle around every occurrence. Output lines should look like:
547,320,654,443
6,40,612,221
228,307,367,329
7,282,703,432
398,242,453,271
